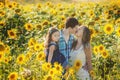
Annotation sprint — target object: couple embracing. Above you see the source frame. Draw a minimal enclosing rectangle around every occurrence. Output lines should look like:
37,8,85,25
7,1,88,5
45,17,92,80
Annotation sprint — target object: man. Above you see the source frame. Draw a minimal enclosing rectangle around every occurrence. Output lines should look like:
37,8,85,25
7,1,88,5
58,17,79,69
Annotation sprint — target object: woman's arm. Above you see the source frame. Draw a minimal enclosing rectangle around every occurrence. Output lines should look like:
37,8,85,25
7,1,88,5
48,45,55,63
84,45,92,73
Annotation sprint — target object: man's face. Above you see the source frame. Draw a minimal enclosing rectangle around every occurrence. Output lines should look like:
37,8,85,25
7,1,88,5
69,25,79,34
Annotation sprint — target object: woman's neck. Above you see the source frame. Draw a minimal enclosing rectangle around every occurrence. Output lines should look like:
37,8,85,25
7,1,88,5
77,37,82,45
75,37,82,50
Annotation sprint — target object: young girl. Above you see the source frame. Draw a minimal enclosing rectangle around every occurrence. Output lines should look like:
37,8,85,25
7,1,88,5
45,27,66,65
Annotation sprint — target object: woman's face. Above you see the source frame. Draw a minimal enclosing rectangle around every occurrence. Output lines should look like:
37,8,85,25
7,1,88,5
51,31,60,42
75,26,84,38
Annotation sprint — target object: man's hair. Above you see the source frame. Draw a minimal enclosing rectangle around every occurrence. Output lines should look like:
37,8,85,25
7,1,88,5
65,17,79,29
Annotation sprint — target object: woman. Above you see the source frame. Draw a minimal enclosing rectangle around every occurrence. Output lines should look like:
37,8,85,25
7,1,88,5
69,25,92,80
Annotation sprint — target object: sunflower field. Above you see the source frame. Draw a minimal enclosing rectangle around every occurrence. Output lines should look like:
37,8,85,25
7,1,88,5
0,0,120,80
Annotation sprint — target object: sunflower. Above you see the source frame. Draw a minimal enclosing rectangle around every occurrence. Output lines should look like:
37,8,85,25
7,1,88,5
35,24,43,30
115,18,120,24
57,3,62,7
4,58,9,64
8,72,18,80
34,43,41,51
0,21,5,26
37,3,41,9
28,38,36,47
7,30,17,39
93,46,98,55
50,9,57,15
0,10,5,17
0,42,6,53
90,70,95,77
101,50,109,58
89,27,96,38
7,3,14,9
89,10,94,17
15,8,21,14
104,24,114,35
0,2,4,8
25,51,32,62
98,45,105,53
48,68,56,76
69,67,75,75
46,2,51,6
8,56,12,61
36,51,45,61
0,53,4,62
116,27,120,36
16,54,25,65
73,60,82,70
54,63,63,76
5,45,10,54
42,20,49,26
43,75,53,80
24,23,33,31
58,24,64,29
12,1,18,7
61,15,65,21
42,62,52,72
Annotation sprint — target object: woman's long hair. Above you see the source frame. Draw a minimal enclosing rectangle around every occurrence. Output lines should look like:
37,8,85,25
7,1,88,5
45,27,59,49
72,26,91,49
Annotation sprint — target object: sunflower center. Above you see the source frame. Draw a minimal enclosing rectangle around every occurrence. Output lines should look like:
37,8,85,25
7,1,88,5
76,62,80,67
47,65,50,68
30,42,33,45
10,74,15,79
118,30,120,33
5,59,8,62
38,54,42,58
0,54,2,58
0,44,5,52
95,48,98,52
56,66,60,70
19,57,23,61
36,46,40,49
107,27,111,31
43,21,48,25
28,25,31,28
0,23,4,26
15,9,21,13
90,29,94,34
103,52,107,56
50,71,53,74
9,5,12,8
10,32,15,36
36,25,42,29
47,76,52,80
99,47,103,50
1,12,5,15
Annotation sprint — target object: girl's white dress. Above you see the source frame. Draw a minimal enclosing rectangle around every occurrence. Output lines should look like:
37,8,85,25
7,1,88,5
69,45,90,80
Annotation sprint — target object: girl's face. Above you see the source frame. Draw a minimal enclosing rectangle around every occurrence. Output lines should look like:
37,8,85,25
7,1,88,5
75,26,84,38
51,31,60,42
